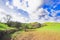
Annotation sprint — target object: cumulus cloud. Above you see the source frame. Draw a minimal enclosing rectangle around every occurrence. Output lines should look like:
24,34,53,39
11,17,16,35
0,0,60,23
6,1,14,9
5,0,44,23
0,8,29,23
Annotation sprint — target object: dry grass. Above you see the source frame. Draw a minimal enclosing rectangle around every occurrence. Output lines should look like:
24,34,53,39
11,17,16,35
11,30,60,40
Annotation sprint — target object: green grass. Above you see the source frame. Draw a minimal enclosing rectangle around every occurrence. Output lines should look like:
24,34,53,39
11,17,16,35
0,23,15,30
36,22,60,31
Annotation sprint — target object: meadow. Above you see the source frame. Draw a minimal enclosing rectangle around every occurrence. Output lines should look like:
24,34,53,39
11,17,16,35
11,22,60,40
0,22,60,40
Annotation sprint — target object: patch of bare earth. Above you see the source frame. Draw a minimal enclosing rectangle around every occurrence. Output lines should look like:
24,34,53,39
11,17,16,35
11,31,60,40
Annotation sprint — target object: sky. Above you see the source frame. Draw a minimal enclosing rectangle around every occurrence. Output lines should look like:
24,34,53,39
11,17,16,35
0,0,60,23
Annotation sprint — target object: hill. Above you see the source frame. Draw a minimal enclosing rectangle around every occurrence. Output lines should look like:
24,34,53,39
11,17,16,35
11,22,60,40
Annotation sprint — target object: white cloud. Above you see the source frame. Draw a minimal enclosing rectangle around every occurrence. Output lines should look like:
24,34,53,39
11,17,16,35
12,0,44,20
0,8,29,23
12,0,43,11
0,8,8,22
0,0,60,23
6,1,14,9
6,0,44,23
28,8,45,20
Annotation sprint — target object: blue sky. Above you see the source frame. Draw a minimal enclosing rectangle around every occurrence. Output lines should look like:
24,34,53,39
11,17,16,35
0,0,60,23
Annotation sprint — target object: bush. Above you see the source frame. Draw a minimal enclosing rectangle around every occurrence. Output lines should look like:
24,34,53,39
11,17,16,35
21,22,42,29
30,22,42,29
7,21,22,29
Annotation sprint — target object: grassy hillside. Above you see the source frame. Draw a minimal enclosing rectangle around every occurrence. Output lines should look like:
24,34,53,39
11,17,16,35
36,22,60,31
11,22,60,40
0,23,15,30
0,22,60,40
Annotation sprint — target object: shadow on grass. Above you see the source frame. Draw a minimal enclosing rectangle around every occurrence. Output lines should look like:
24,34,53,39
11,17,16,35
0,29,19,40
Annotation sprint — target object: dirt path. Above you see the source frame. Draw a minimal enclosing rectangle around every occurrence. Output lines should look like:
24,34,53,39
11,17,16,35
12,30,60,40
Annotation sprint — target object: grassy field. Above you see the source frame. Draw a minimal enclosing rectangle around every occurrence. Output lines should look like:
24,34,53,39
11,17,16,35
11,22,60,40
0,23,15,30
0,22,60,40
36,22,60,31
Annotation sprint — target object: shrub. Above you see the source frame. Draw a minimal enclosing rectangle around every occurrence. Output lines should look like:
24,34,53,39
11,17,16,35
30,22,42,28
7,21,22,29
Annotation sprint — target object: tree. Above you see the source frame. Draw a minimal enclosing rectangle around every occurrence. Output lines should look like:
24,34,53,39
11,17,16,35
3,14,12,23
15,22,22,29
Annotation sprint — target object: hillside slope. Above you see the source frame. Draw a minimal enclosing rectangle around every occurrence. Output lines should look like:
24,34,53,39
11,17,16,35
11,22,60,40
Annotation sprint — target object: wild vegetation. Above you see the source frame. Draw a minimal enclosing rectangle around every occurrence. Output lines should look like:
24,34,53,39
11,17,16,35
11,22,60,40
0,21,42,40
0,21,60,40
